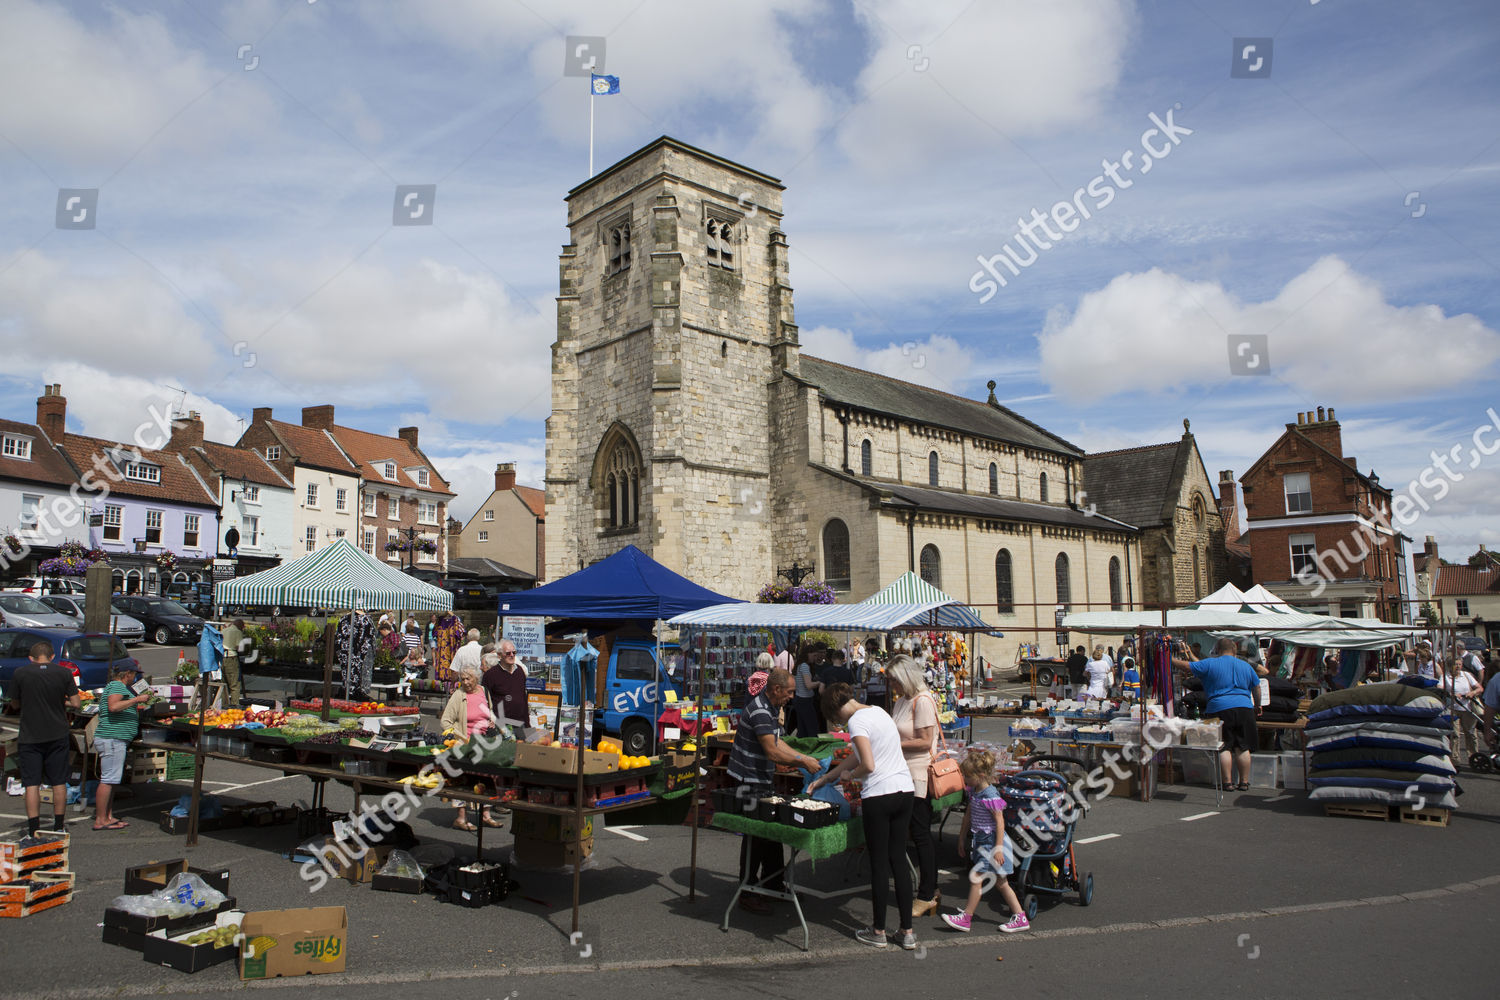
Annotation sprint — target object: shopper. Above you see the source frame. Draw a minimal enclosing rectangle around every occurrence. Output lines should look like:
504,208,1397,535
887,655,941,918
1483,666,1500,750
439,663,501,830
1456,641,1484,680
1083,645,1113,700
818,648,856,689
1443,654,1482,762
1170,638,1265,791
727,667,821,915
792,643,824,738
1118,645,1141,700
94,661,150,831
811,682,916,950
482,640,529,739
941,748,1029,934
1063,645,1088,697
219,618,246,707
6,639,80,836
396,642,426,698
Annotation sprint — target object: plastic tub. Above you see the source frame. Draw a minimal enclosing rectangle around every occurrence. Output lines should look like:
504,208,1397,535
1250,754,1280,789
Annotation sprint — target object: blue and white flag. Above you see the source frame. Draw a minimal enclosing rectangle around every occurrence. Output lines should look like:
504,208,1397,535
590,73,620,95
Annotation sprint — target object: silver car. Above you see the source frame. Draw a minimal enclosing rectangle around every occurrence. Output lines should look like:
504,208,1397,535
0,593,78,629
39,595,147,645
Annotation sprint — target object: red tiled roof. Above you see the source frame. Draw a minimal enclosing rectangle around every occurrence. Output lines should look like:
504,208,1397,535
194,442,292,489
0,419,78,487
264,420,360,475
1433,566,1500,597
514,485,545,519
326,425,453,496
59,435,218,507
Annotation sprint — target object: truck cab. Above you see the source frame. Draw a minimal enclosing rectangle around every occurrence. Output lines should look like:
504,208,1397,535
595,636,683,755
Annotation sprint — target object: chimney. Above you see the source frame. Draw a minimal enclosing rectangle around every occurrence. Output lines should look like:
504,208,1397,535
302,405,335,429
36,384,66,442
398,426,419,449
1425,536,1438,562
169,410,204,451
1217,470,1241,544
495,462,517,492
1296,412,1306,425
1299,403,1343,457
252,407,272,424
1317,406,1325,422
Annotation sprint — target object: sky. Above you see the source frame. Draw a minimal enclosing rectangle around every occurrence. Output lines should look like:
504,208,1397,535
1,0,1497,573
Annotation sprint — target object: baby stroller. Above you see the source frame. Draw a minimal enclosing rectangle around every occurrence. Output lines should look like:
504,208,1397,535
1455,700,1500,773
1000,755,1095,920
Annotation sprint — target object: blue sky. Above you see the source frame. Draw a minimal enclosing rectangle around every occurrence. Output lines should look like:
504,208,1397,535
1,0,1497,567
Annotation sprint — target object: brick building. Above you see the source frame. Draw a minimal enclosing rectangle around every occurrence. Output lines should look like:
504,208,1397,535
1415,537,1500,647
1237,406,1409,621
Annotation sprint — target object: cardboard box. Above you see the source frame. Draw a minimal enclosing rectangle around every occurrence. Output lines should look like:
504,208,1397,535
0,831,69,866
340,844,392,885
239,906,348,980
144,910,245,973
514,742,618,775
103,896,238,937
0,870,74,918
123,859,231,897
513,834,593,868
510,811,596,842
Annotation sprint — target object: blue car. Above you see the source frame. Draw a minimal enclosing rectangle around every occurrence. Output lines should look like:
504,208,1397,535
0,628,139,696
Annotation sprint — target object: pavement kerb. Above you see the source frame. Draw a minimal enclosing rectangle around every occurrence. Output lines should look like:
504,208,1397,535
20,874,1498,1000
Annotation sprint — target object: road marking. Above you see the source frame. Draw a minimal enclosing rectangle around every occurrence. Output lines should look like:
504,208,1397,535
1262,795,1293,803
1180,811,1219,822
607,825,648,842
211,774,299,794
1076,833,1121,844
793,883,867,900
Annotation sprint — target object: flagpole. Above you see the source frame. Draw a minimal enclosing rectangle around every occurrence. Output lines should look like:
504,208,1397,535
589,90,595,178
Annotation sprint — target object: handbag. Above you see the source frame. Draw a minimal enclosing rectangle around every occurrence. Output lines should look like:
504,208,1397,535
922,694,964,798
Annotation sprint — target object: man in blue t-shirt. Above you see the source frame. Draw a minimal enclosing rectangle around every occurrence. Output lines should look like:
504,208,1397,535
1171,637,1267,793
1482,670,1500,751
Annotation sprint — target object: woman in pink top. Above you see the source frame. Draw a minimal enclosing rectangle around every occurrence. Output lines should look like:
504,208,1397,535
439,662,501,831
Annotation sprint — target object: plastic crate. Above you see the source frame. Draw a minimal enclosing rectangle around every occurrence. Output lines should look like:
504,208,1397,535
1249,754,1280,789
1281,752,1306,790
165,753,197,781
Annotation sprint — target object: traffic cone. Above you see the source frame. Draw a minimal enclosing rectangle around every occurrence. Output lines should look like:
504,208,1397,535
177,651,186,672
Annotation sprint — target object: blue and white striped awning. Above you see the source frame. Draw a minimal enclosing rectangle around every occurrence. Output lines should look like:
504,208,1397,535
668,597,1000,634
214,538,453,612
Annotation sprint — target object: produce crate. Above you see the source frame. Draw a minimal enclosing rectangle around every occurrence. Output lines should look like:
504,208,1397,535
248,745,296,765
296,807,338,838
781,801,837,829
165,753,197,782
662,753,698,793
0,870,74,919
128,749,172,782
123,860,230,897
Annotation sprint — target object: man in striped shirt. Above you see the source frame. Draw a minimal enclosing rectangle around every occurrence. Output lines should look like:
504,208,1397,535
728,667,820,914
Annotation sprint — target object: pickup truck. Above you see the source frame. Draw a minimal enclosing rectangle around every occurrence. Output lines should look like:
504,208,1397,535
591,636,685,756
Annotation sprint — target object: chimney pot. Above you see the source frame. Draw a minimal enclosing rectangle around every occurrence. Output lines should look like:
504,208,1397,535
36,384,67,443
1317,406,1325,422
1328,407,1335,421
495,462,517,492
301,405,335,430
1296,412,1305,425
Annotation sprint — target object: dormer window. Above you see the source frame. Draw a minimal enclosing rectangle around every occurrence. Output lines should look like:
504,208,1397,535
414,468,430,487
124,462,161,484
2,435,32,460
265,445,280,461
383,461,397,480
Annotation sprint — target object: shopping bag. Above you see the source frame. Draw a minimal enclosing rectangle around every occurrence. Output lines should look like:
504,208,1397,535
924,694,965,798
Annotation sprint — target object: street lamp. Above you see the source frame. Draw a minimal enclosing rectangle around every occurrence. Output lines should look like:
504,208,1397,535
779,561,814,586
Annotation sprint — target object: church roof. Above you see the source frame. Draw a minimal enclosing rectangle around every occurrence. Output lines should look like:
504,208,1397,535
1082,440,1187,529
796,356,1083,456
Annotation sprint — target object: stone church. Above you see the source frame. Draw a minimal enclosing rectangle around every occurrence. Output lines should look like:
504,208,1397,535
545,137,1205,667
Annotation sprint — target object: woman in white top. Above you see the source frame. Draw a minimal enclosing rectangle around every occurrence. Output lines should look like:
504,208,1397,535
1443,654,1482,760
811,682,917,951
1083,645,1113,700
887,655,941,917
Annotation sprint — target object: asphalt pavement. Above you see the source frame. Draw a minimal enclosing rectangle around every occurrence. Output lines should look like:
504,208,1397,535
2,645,1494,998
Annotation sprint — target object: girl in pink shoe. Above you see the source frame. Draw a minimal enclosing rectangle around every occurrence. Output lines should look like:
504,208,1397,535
942,750,1029,934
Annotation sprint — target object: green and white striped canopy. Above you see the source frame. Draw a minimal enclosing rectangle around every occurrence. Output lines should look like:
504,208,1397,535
862,572,998,632
214,538,453,612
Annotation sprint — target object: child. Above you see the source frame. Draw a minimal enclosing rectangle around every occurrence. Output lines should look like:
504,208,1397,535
942,749,1029,934
1119,649,1140,701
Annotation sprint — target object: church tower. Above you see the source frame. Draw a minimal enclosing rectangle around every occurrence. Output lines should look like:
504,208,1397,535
544,137,799,596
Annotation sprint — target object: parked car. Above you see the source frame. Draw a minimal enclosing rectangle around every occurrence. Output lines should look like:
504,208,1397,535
113,596,206,646
1453,634,1488,654
163,581,218,619
38,595,146,645
0,628,138,695
0,593,79,629
1,577,87,596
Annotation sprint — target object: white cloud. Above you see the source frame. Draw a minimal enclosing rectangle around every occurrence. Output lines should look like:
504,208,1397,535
0,0,273,165
1036,256,1500,402
32,362,241,448
430,441,547,526
799,325,1015,397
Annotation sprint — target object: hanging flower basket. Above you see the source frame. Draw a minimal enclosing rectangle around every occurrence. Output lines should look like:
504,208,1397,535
385,537,438,554
38,540,105,577
156,550,178,571
3,534,23,554
756,579,836,604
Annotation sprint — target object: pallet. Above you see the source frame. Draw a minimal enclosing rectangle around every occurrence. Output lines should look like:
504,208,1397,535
1399,807,1451,828
1323,803,1393,821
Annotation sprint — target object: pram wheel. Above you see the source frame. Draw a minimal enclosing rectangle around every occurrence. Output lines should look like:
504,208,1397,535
1469,752,1493,773
1022,893,1039,921
1079,872,1094,906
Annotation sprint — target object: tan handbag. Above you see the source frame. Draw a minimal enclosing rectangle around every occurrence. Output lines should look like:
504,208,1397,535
922,694,964,798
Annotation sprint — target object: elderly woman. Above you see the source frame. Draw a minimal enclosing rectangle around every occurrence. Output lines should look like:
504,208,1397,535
1443,654,1483,761
887,654,941,917
439,662,501,831
94,661,150,831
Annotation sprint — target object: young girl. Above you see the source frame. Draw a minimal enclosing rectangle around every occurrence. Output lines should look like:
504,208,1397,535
942,749,1029,934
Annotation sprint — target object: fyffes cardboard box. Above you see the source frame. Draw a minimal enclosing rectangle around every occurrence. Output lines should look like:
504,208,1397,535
239,906,347,979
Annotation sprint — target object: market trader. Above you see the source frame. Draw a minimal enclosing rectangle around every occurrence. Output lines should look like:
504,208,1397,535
1170,637,1268,793
727,667,821,915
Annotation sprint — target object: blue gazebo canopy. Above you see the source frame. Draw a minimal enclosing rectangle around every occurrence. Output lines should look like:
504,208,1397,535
496,545,741,621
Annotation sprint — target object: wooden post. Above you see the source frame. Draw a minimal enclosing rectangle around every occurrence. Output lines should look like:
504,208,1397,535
688,630,707,901
84,563,112,635
570,701,587,935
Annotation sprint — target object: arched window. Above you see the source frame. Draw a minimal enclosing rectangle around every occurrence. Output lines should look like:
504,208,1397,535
594,425,643,531
1191,545,1202,599
1109,556,1122,611
1055,552,1071,610
995,549,1013,614
919,544,941,589
860,439,872,476
928,451,939,487
989,462,998,495
822,519,851,592
1039,471,1049,503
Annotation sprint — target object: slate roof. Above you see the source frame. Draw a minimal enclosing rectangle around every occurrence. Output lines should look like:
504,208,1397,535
1432,565,1500,597
263,420,360,476
326,425,453,496
448,557,536,581
0,419,78,487
192,442,293,489
1082,441,1184,529
795,356,1083,456
58,435,219,507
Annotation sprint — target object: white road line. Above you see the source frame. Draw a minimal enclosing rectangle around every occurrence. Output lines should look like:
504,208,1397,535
1262,795,1293,803
793,884,867,900
211,774,299,794
1180,811,1219,822
1076,833,1121,844
607,825,648,842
